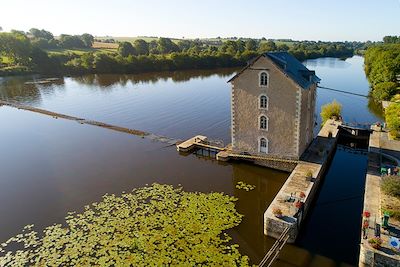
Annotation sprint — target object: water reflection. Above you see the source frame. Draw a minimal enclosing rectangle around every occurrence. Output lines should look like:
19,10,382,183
304,56,381,127
0,57,382,144
304,57,351,69
0,69,237,143
0,106,288,265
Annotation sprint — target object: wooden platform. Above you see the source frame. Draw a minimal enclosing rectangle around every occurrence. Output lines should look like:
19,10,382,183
176,135,208,152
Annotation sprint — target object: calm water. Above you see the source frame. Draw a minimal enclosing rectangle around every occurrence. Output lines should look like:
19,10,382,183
0,56,378,266
304,56,383,126
0,106,287,264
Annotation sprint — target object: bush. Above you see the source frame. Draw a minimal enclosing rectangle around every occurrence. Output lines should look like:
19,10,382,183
381,175,400,198
383,209,400,221
368,237,382,249
385,103,400,138
372,82,399,101
320,100,342,125
390,94,400,103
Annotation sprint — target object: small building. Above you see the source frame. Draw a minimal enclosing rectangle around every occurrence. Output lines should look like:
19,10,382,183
227,52,320,161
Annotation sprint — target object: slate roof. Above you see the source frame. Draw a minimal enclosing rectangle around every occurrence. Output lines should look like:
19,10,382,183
228,52,320,89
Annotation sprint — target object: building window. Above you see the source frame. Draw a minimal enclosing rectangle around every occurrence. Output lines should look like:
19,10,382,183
259,137,268,153
260,72,268,87
260,95,268,109
260,115,268,130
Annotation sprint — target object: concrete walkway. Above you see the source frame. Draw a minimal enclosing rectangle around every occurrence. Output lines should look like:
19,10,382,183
359,129,400,267
264,119,341,242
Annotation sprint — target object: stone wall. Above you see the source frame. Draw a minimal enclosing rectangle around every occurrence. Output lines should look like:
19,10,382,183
254,159,297,172
231,56,299,157
264,120,341,243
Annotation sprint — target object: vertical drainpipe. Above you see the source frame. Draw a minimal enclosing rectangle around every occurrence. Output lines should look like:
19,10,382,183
231,83,235,148
296,87,302,157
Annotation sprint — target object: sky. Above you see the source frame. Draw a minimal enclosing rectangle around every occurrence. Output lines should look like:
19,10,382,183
1,0,399,41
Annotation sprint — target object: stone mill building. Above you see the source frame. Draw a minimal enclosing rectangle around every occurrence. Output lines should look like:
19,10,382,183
228,52,320,162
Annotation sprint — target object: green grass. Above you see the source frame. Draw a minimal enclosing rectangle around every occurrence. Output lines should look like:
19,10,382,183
96,36,182,44
45,48,116,56
96,36,298,48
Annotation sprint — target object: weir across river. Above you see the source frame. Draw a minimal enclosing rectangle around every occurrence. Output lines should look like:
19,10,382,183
0,99,180,145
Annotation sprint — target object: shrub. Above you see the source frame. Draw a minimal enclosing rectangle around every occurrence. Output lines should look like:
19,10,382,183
372,82,399,101
381,175,400,197
320,100,342,125
385,103,400,138
272,208,283,217
368,237,382,249
391,94,400,103
382,209,400,221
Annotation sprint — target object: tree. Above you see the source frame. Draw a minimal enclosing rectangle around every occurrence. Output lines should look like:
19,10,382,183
372,82,399,101
157,38,179,54
385,103,400,139
277,43,289,51
320,100,342,125
80,33,94,48
133,39,149,55
29,28,54,40
259,40,277,52
148,40,158,54
118,42,136,57
177,40,192,52
59,34,85,48
245,39,258,51
383,36,400,44
0,31,32,65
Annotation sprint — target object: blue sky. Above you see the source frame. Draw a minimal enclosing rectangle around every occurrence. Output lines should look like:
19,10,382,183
1,0,399,41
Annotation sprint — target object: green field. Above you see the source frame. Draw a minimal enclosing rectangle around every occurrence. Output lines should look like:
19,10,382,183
96,36,182,44
93,36,299,51
45,47,116,56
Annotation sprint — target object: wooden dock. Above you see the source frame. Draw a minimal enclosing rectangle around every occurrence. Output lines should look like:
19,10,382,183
177,136,300,169
177,135,212,152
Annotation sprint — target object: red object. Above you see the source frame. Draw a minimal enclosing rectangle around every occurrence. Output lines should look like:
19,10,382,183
294,201,303,209
299,192,306,198
363,220,369,229
363,211,371,217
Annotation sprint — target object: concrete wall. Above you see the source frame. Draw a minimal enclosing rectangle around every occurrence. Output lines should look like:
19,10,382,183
263,120,341,243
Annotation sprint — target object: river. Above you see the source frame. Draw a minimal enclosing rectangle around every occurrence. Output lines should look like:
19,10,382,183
0,56,381,266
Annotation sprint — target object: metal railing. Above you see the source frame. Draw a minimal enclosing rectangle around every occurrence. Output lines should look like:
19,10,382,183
259,226,291,267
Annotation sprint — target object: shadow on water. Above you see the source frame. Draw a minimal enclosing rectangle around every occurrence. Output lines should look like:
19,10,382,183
294,135,369,266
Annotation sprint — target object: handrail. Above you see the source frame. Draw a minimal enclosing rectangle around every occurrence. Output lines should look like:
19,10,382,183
228,153,299,164
259,226,291,267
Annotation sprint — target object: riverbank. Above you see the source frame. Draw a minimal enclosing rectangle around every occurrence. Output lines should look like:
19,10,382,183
359,127,400,267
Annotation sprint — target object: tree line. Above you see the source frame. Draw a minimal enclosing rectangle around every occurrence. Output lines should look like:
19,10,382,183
1,28,367,76
364,36,400,139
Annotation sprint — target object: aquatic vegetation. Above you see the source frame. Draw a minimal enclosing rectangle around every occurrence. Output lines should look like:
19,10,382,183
235,181,256,191
0,183,252,266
